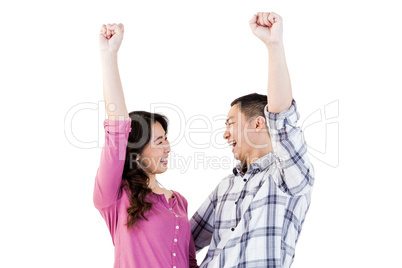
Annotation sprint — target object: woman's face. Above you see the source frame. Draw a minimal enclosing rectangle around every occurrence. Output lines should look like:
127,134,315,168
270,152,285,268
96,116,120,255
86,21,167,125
138,121,170,175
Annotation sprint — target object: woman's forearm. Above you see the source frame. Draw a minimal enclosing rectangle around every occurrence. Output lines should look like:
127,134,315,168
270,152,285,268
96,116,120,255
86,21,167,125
101,52,129,120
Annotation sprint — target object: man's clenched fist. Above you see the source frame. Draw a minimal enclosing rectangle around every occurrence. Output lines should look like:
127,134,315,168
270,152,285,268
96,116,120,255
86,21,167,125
249,12,283,47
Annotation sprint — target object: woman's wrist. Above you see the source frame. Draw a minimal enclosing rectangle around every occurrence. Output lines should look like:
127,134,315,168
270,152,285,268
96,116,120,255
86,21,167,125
100,51,118,62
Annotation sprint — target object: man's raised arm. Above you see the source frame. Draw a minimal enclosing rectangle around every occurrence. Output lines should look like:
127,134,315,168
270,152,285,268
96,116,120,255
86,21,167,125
250,12,314,196
249,12,292,113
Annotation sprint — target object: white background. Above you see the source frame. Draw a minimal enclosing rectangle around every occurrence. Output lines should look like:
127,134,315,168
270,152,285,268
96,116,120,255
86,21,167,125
1,0,401,267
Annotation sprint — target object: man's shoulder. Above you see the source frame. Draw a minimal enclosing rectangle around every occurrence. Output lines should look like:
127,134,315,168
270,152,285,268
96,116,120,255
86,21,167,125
220,172,236,184
211,172,236,195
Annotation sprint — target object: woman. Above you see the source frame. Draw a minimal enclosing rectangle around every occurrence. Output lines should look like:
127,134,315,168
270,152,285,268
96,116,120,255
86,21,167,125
93,23,198,268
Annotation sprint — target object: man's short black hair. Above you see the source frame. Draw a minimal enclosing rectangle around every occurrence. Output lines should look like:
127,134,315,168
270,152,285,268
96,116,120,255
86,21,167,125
230,93,267,119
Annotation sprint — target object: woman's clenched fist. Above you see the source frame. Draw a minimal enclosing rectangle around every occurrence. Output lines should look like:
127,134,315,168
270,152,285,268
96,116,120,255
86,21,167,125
99,23,124,54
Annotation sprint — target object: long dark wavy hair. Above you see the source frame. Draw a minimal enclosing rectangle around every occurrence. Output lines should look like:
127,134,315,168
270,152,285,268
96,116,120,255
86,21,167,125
121,111,168,229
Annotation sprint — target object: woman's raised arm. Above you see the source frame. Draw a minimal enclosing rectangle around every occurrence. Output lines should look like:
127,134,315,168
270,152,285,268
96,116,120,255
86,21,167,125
99,23,129,120
93,24,131,210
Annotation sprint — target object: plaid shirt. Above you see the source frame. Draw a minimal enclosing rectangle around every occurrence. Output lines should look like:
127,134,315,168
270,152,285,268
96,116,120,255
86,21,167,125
190,100,314,268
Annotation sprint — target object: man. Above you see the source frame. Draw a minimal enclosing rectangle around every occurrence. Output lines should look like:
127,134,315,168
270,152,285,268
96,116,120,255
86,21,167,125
190,12,315,268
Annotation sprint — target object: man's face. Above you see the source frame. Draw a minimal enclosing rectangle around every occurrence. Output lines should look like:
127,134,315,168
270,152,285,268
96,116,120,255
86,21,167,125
223,104,254,162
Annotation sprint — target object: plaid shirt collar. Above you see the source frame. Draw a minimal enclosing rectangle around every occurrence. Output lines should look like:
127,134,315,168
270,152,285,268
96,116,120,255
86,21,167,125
232,152,276,176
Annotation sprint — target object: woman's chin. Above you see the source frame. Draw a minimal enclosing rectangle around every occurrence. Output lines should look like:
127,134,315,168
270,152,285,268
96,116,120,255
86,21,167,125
157,165,168,174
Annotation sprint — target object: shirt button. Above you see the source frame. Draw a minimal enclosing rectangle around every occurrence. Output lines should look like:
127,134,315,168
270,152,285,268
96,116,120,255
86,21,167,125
173,266,176,268
231,228,235,231
173,253,176,257
235,201,237,204
169,208,172,210
176,226,179,229
174,238,177,242
243,178,247,182
175,214,178,217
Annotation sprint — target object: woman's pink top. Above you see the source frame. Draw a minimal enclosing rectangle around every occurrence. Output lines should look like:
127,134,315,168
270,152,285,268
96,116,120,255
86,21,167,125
93,118,198,268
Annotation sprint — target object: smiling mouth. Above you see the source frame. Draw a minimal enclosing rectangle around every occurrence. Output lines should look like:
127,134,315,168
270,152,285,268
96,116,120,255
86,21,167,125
160,158,168,165
229,140,237,151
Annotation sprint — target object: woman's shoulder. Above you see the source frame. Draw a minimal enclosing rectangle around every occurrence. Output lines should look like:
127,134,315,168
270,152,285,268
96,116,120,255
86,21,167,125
171,190,187,201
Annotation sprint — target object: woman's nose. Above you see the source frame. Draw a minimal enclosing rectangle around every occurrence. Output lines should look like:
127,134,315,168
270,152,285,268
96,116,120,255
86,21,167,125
164,142,171,153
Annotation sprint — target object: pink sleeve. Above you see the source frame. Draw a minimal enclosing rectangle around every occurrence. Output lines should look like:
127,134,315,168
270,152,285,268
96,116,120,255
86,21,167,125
189,234,199,268
183,195,199,268
93,118,132,210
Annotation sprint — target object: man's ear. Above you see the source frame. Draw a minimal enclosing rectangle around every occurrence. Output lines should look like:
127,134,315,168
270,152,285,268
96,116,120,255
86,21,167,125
255,116,266,132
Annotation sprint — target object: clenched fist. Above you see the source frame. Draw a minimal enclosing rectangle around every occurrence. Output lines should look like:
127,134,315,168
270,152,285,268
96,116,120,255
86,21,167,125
249,12,283,47
99,23,125,54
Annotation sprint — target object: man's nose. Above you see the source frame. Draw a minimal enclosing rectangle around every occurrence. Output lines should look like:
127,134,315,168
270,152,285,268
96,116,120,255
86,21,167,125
223,130,230,140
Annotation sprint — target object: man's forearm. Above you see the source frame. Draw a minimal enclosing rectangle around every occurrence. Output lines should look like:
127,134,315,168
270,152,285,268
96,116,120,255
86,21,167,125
101,52,129,120
266,44,293,114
